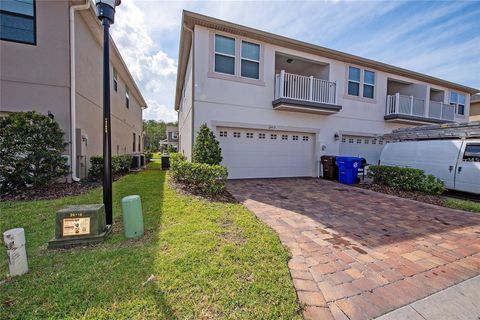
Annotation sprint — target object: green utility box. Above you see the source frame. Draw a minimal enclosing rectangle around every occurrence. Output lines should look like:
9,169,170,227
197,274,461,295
121,195,144,238
48,204,111,249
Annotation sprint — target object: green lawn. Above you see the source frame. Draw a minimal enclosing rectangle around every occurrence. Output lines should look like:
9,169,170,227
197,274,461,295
0,162,301,319
444,197,480,213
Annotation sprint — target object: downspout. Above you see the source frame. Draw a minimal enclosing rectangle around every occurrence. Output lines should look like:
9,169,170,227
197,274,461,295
184,24,195,158
69,0,91,182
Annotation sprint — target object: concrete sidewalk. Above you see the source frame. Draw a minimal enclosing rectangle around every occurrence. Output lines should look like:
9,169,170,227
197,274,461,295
377,275,480,320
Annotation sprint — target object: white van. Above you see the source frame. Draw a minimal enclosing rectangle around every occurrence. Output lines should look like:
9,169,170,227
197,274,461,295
380,139,480,194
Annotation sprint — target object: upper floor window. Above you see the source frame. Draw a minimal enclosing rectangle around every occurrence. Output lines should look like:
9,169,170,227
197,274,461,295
348,67,360,96
450,91,465,115
363,70,375,98
132,132,136,152
347,66,375,99
125,87,130,109
113,68,118,92
241,41,260,79
0,0,36,45
214,34,235,75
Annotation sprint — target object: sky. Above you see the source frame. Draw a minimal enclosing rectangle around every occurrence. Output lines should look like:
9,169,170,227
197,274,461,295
110,0,480,122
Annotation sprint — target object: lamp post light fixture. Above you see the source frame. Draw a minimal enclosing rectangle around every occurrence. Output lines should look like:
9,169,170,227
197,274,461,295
95,0,121,227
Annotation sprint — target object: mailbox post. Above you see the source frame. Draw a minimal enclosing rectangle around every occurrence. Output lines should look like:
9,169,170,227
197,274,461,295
95,0,121,226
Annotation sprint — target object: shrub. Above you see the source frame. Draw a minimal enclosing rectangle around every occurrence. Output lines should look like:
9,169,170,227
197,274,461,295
192,124,222,165
170,153,228,195
166,144,176,154
145,153,153,163
368,165,445,195
88,155,132,178
0,111,68,192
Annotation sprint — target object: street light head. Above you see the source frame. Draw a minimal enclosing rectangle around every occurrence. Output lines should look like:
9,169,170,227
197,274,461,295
95,0,121,24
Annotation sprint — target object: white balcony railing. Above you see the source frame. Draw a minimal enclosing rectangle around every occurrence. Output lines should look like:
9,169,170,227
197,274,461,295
386,93,455,121
275,70,336,105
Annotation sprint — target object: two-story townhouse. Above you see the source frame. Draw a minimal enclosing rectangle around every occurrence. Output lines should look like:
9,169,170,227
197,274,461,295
0,0,147,180
175,11,478,179
470,94,480,121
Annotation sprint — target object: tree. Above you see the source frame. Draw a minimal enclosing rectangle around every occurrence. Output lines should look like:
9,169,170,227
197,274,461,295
143,119,177,152
192,124,222,165
0,111,69,192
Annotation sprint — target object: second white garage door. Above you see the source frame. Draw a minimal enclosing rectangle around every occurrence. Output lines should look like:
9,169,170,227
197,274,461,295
217,127,314,179
340,135,386,165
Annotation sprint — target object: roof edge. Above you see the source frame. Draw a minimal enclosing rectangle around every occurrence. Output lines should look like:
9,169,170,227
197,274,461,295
174,10,479,108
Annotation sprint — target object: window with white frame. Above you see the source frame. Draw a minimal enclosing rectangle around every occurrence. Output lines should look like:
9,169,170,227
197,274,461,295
219,131,228,137
241,41,260,79
214,34,235,75
258,133,266,139
347,66,375,99
282,134,288,140
302,136,309,141
246,132,253,138
348,67,361,96
270,134,277,140
450,91,466,115
363,70,375,98
292,135,299,141
233,132,241,138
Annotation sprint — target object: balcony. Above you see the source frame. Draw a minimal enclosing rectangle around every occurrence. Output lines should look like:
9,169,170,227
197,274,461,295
385,93,455,124
272,70,342,114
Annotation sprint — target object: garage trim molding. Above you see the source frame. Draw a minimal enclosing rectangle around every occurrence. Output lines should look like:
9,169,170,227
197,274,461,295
211,120,321,135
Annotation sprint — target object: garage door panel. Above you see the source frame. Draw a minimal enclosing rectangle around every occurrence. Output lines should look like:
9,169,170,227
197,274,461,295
340,135,385,165
217,127,314,179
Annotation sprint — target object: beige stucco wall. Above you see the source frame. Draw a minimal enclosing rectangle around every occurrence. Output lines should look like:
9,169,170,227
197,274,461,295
74,10,144,177
470,101,480,121
0,0,71,172
0,1,145,180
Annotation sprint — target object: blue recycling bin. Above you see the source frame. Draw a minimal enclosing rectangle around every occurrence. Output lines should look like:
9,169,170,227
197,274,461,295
335,156,362,184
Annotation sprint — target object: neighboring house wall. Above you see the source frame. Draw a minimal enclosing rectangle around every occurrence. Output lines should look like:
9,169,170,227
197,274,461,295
471,102,480,121
0,1,145,180
470,95,480,121
74,10,144,177
0,0,72,163
179,46,194,159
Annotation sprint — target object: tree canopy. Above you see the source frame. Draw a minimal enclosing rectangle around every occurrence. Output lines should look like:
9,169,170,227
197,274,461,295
143,119,177,152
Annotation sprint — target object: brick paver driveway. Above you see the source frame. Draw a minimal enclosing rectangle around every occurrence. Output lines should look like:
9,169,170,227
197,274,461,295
228,178,480,320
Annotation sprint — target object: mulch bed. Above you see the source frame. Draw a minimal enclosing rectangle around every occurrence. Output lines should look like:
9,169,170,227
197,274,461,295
1,181,101,202
168,178,237,203
356,183,445,207
1,173,132,202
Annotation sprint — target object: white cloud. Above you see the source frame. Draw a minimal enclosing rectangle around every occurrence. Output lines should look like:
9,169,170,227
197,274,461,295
111,0,178,122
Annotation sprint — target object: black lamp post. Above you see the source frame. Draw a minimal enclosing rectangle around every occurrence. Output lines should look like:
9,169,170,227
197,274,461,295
95,0,121,226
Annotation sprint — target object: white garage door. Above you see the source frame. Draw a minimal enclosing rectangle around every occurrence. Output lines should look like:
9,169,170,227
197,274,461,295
217,127,314,179
340,135,386,165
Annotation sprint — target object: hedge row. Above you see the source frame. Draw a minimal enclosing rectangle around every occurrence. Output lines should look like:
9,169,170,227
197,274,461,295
89,155,132,178
368,165,445,195
170,153,228,195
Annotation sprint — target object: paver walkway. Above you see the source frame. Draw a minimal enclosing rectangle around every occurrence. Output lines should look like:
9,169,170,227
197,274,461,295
228,178,480,320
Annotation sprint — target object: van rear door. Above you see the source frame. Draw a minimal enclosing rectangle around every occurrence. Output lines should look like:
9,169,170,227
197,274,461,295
413,140,461,190
454,141,480,194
